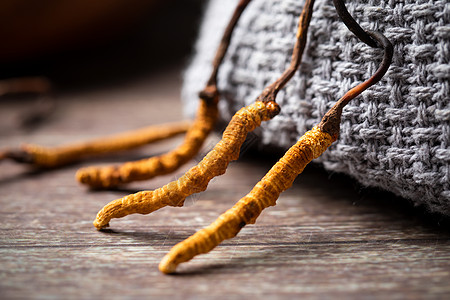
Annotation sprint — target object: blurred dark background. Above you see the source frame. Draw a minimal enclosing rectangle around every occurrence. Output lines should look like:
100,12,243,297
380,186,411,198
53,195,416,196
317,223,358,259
0,0,206,90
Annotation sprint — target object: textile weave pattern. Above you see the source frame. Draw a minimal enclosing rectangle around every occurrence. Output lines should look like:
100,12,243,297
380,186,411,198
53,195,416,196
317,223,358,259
182,0,450,215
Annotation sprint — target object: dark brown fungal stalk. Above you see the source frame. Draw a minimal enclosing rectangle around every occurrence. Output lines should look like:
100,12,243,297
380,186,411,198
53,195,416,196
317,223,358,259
318,0,394,137
332,0,378,48
257,0,314,104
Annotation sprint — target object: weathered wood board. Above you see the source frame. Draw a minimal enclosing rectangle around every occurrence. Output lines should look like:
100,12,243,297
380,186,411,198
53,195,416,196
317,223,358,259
1,69,449,299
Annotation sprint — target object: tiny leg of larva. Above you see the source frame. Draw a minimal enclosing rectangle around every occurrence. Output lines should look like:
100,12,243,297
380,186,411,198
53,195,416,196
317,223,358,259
93,101,280,229
158,126,335,273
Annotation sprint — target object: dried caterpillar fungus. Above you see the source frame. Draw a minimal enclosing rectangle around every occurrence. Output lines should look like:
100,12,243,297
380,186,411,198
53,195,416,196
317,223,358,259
8,121,190,168
159,126,335,273
93,101,280,229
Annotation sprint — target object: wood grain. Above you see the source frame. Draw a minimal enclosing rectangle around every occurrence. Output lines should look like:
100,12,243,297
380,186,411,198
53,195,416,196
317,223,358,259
0,68,449,299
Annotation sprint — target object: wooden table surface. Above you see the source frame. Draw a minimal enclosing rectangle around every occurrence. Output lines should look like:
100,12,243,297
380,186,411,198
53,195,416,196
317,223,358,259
1,68,449,299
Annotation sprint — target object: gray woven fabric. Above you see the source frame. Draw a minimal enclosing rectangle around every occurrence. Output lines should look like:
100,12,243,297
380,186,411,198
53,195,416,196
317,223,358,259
182,0,450,215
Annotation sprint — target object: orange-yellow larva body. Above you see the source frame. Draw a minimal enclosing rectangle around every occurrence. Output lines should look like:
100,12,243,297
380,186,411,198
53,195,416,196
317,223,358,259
21,121,190,168
76,99,218,188
158,126,335,273
93,101,280,229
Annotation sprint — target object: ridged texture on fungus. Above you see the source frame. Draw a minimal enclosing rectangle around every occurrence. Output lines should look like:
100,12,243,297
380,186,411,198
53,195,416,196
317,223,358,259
93,101,279,229
159,126,335,273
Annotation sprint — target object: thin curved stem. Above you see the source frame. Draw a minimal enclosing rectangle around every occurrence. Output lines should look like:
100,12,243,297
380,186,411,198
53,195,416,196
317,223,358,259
318,30,393,137
332,0,378,48
257,0,316,103
207,0,252,87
